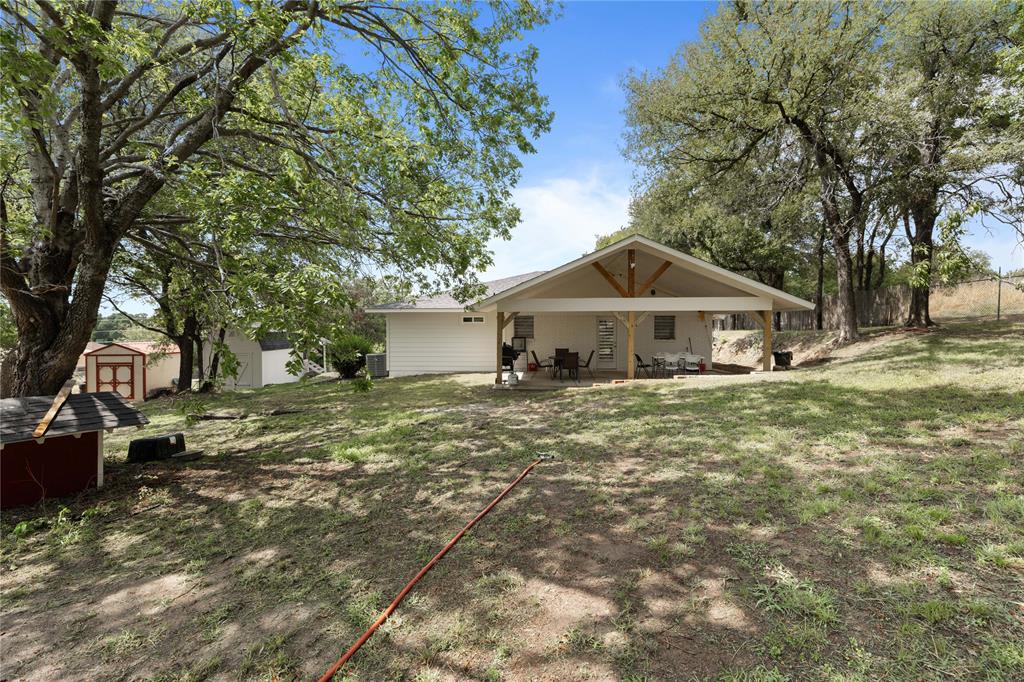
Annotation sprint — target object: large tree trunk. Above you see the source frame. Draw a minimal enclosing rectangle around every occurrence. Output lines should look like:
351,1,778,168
815,225,826,330
172,315,199,393
1,232,119,396
905,203,937,328
199,326,226,393
195,337,205,384
832,228,858,343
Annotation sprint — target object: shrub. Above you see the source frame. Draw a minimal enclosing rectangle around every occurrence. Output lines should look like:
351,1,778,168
329,333,373,379
351,367,374,393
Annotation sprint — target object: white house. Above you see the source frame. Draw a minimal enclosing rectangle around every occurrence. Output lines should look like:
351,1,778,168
367,235,814,381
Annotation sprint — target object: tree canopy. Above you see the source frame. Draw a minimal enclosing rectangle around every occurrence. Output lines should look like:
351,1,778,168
623,0,1020,337
0,0,553,396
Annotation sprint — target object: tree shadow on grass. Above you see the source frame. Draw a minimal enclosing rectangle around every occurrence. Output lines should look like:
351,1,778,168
1,360,1022,680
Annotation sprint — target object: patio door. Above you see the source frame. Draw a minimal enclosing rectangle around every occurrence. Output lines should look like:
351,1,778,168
596,317,617,370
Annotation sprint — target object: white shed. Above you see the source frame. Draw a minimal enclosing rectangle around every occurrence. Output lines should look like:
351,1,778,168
205,330,305,390
84,342,180,400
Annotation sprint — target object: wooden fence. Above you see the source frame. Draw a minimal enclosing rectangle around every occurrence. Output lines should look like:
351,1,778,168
716,276,1023,331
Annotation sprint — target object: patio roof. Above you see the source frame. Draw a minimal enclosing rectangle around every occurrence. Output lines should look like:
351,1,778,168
475,235,814,313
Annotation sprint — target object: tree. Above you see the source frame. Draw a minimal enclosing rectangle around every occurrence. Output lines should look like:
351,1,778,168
0,0,551,396
625,1,896,343
626,140,823,329
884,0,1016,326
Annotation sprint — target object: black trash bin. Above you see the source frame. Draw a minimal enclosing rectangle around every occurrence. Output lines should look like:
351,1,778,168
127,433,186,463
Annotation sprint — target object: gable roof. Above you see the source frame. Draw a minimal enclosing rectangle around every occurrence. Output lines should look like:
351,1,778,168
366,271,546,312
365,235,814,314
0,392,149,444
85,341,180,356
475,235,814,312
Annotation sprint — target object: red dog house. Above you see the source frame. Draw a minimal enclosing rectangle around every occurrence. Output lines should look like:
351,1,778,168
0,392,148,509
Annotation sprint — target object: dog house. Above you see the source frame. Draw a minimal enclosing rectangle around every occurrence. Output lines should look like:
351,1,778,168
0,392,149,508
84,342,179,400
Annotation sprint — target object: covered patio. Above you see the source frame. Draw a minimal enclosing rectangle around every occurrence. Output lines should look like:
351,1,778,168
479,236,814,386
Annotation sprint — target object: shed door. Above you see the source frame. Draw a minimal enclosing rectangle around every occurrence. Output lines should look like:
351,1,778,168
97,363,135,399
597,317,617,370
234,353,254,387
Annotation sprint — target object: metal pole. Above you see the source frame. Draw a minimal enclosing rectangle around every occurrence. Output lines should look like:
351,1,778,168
996,267,1002,321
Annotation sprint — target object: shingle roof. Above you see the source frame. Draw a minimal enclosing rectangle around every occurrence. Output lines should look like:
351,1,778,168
85,341,180,355
0,392,149,444
258,332,293,351
371,271,547,310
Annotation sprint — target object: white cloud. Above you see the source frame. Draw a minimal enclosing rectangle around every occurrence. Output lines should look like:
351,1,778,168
484,172,631,280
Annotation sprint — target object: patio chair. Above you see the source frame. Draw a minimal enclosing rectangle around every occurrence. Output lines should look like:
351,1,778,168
531,351,552,374
634,353,653,378
578,350,595,378
662,352,681,377
562,352,580,382
683,354,702,374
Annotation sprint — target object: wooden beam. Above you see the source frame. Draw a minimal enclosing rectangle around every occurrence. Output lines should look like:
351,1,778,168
698,310,705,322
638,260,672,294
502,312,518,328
627,310,636,379
636,312,650,325
32,379,75,439
592,261,628,298
627,249,636,296
761,310,772,372
496,311,505,384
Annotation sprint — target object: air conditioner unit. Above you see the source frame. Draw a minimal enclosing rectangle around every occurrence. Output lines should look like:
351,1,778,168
365,353,388,379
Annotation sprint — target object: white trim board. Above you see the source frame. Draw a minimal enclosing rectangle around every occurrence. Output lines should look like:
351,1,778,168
498,297,771,312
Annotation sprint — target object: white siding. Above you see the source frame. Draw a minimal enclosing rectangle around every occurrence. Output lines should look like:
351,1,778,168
383,311,713,377
508,312,712,373
387,313,495,377
201,331,262,389
145,354,179,391
261,348,301,386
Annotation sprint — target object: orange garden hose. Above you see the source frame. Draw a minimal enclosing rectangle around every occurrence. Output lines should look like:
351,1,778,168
318,455,553,681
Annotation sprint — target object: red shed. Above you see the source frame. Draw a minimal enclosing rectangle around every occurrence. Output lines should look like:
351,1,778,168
84,341,180,400
0,392,148,509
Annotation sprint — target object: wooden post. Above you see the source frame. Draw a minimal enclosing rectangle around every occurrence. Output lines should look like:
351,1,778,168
626,311,636,379
496,311,505,384
761,310,772,372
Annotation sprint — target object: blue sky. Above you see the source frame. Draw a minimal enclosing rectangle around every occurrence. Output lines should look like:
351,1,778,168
484,0,1024,280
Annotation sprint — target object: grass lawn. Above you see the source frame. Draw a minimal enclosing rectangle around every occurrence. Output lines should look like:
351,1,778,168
2,320,1023,681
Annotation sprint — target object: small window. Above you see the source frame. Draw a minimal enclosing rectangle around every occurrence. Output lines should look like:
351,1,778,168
654,315,675,340
461,315,485,324
513,315,534,339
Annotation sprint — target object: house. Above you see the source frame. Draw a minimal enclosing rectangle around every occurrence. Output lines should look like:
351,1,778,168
366,235,814,381
84,341,180,400
204,330,326,390
0,392,148,508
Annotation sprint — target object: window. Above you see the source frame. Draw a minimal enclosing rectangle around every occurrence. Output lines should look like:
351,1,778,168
513,315,534,339
461,315,485,324
654,315,675,340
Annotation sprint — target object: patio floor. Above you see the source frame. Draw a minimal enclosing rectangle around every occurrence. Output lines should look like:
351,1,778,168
498,364,754,390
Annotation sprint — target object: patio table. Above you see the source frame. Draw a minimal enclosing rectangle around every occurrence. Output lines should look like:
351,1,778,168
548,355,569,381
